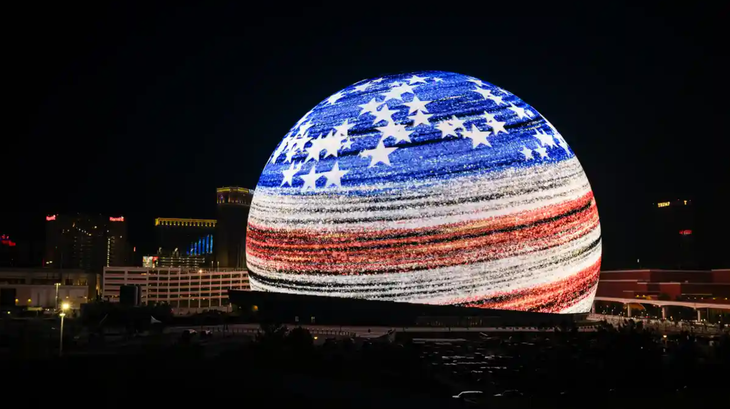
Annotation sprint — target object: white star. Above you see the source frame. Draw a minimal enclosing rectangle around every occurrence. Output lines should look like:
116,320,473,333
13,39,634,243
334,119,354,138
534,146,549,159
462,125,492,148
394,82,416,95
436,120,459,138
299,120,314,136
533,129,557,148
468,78,486,87
320,131,341,158
280,162,302,187
544,118,570,154
472,87,506,105
291,135,312,152
472,87,493,99
284,148,298,163
382,83,416,102
403,95,432,114
487,93,505,105
304,135,325,162
323,162,348,188
371,78,384,83
326,91,345,105
341,139,353,150
486,120,507,135
508,103,533,119
409,110,433,127
371,105,398,125
358,98,381,117
300,165,323,191
270,136,293,163
520,146,534,160
381,87,403,102
377,123,413,144
433,77,444,82
353,82,371,93
360,140,398,167
449,115,465,130
408,74,427,84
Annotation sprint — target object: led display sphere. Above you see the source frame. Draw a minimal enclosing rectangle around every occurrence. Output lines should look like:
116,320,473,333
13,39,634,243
247,71,601,313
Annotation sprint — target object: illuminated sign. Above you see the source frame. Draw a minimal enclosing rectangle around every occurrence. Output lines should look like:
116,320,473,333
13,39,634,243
679,230,692,235
246,71,601,314
657,202,670,208
46,215,57,221
0,234,16,247
109,216,125,222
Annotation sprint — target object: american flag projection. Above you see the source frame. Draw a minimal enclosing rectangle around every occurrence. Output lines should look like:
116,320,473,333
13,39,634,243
246,71,601,314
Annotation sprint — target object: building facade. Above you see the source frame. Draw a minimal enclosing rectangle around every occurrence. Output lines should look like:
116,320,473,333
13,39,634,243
153,218,216,267
0,268,93,309
596,269,730,301
102,266,249,313
215,187,253,269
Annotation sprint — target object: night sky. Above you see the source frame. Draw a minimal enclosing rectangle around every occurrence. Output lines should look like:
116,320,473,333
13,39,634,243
4,3,728,268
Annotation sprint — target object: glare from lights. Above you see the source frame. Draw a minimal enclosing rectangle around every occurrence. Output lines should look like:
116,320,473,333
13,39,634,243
247,71,601,313
61,302,70,311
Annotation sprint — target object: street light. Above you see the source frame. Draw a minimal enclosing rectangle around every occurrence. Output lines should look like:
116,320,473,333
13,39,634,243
59,302,70,356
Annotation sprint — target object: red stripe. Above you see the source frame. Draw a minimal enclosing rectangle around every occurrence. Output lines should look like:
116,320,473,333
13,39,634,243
247,192,599,275
451,257,602,312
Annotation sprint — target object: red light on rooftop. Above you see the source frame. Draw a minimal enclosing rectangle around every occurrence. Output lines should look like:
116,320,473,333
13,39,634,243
679,229,692,235
46,215,57,221
109,216,124,222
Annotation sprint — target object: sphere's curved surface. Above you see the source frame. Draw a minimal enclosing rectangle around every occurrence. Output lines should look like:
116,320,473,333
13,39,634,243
247,71,601,313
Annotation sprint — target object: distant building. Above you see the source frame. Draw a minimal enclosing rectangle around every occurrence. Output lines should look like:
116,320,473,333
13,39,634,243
43,214,129,296
0,268,93,309
102,266,249,314
215,187,253,269
596,269,730,301
153,217,215,267
642,199,698,269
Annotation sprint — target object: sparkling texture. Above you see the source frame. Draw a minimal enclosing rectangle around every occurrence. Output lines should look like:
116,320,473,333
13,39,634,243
247,71,601,313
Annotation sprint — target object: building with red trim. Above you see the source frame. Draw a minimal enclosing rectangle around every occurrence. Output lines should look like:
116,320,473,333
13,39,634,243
597,269,730,302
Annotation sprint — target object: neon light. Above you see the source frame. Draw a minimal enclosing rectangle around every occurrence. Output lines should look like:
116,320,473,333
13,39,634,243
246,71,601,314
657,202,670,208
46,215,57,221
109,216,124,222
679,230,692,235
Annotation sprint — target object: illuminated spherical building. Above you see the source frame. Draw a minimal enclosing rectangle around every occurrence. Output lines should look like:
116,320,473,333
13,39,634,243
246,71,601,313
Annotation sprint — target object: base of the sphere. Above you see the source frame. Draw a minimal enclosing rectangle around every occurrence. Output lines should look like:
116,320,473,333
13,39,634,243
228,289,590,328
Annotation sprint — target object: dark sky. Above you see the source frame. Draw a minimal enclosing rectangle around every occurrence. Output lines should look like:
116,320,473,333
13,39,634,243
4,3,728,268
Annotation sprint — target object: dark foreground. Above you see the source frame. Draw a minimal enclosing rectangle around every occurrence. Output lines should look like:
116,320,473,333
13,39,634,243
3,321,730,408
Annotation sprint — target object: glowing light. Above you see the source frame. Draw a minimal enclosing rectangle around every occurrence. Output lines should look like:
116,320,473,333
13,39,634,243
46,215,57,221
109,216,124,222
246,71,601,314
679,230,692,235
657,202,670,208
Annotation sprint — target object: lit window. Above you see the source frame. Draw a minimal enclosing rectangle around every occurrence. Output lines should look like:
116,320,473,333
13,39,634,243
657,202,670,208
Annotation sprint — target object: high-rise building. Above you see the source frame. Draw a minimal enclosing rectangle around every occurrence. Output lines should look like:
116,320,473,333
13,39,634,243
215,187,253,269
153,218,215,267
44,214,129,272
643,199,698,269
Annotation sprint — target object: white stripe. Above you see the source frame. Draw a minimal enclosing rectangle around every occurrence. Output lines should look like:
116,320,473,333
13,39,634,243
250,158,594,231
